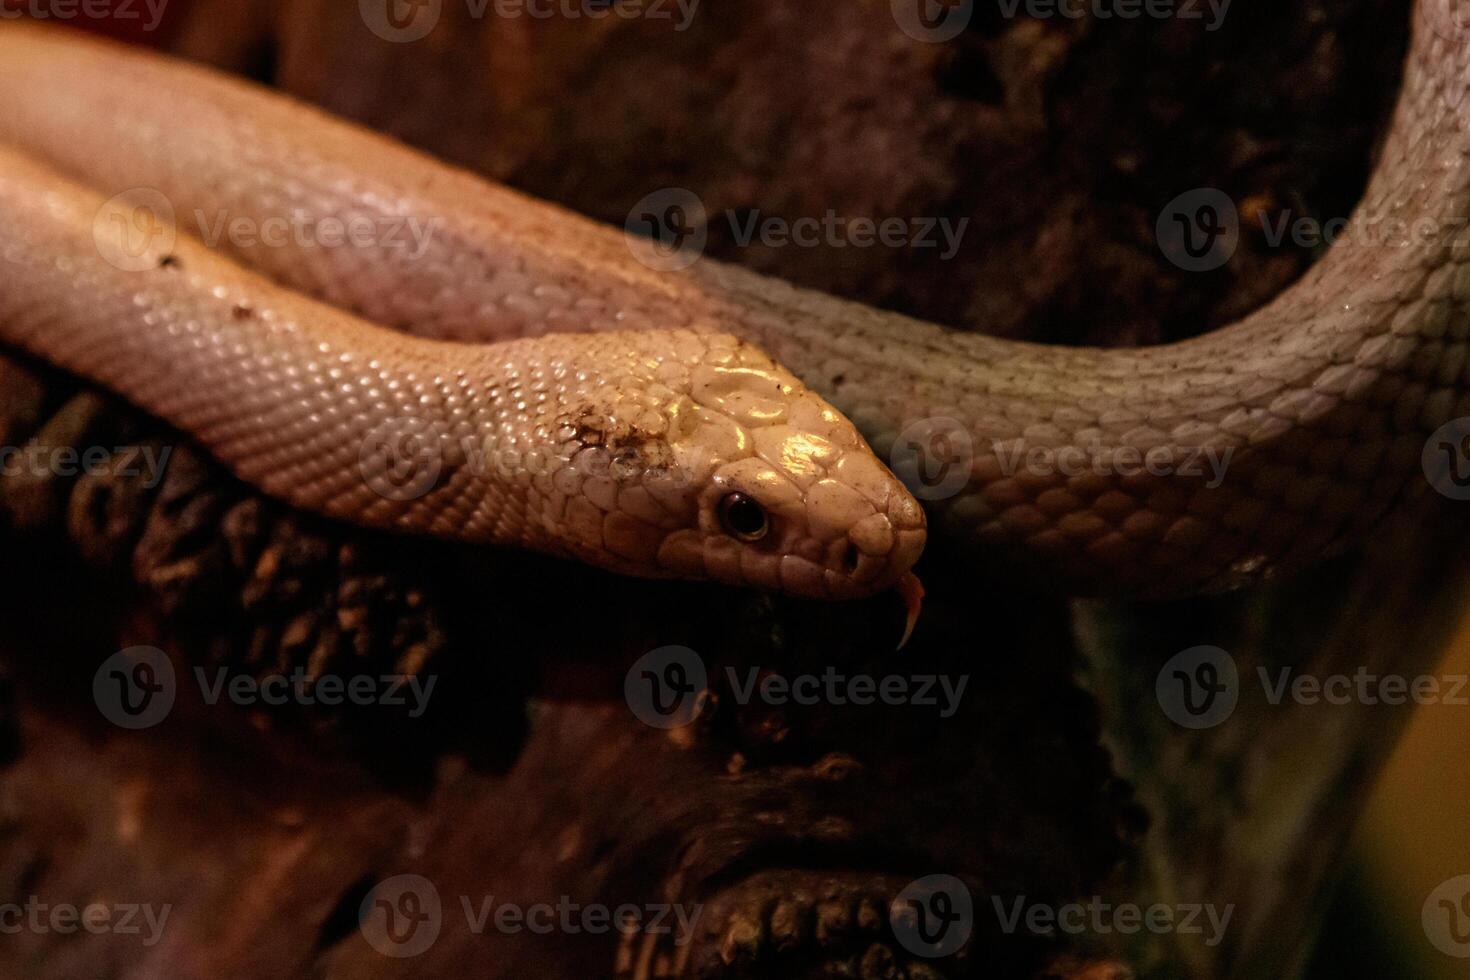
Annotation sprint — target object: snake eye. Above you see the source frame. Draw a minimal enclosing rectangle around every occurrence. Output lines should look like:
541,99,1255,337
718,492,769,542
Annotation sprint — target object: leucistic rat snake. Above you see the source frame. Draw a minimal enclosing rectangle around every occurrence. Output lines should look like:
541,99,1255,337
0,2,1466,620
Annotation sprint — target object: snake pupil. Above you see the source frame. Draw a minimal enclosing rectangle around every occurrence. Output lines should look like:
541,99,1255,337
719,492,769,542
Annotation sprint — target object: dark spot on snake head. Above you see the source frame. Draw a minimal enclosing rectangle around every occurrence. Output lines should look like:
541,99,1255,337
562,406,676,479
158,255,180,270
232,304,255,320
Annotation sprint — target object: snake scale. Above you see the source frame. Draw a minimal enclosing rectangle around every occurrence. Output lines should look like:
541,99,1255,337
0,1,1467,602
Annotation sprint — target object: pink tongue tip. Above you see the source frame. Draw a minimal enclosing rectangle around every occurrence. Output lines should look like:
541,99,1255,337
895,572,925,650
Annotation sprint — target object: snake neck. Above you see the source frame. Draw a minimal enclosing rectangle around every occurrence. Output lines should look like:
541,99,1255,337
642,1,1470,593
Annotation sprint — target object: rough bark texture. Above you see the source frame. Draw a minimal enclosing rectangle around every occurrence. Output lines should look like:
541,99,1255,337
0,1,1461,977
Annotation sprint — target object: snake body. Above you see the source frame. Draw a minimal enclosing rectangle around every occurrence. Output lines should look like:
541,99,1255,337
0,4,1467,597
0,27,930,603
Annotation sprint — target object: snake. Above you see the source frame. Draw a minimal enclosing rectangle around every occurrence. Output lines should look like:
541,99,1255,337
0,23,932,616
0,1,1465,604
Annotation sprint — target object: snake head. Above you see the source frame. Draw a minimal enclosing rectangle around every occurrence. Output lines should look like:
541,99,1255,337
643,336,927,600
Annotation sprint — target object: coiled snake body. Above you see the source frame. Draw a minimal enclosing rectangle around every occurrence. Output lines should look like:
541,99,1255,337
0,2,1467,599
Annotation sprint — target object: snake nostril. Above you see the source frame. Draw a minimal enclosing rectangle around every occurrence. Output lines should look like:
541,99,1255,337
842,543,862,574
